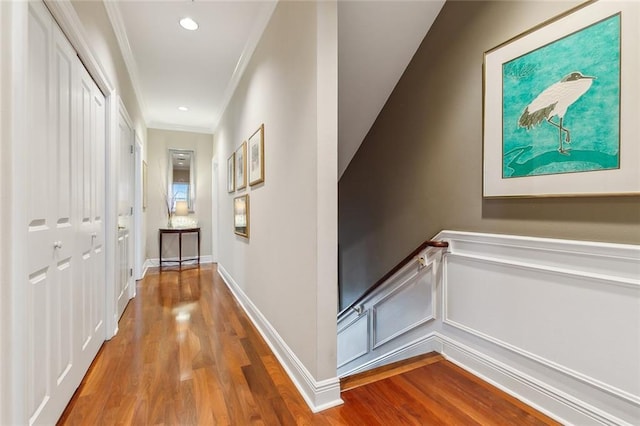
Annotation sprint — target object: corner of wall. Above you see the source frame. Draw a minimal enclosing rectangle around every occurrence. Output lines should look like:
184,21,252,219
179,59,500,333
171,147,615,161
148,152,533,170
217,264,343,412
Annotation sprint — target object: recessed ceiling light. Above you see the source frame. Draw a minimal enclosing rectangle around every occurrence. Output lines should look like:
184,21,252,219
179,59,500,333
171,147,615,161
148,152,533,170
179,17,198,31
178,106,189,111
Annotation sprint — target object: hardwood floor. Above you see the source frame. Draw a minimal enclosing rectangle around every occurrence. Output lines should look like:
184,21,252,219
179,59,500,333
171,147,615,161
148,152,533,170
58,264,560,425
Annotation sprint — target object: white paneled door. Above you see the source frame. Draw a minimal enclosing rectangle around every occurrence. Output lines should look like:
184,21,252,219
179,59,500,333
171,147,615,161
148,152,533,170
116,106,134,320
26,3,105,424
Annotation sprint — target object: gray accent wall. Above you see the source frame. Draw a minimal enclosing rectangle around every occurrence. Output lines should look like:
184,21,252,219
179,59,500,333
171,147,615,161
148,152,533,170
338,1,640,311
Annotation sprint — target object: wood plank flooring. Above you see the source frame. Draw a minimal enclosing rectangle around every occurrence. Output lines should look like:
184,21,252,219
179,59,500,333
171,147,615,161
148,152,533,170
58,264,560,425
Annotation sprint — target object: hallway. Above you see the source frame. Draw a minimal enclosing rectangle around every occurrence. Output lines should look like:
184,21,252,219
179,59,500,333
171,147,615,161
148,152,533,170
58,264,559,425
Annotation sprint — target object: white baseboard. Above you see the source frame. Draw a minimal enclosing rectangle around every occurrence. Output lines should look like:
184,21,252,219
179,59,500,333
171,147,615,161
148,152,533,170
339,333,441,378
437,333,628,426
217,264,343,413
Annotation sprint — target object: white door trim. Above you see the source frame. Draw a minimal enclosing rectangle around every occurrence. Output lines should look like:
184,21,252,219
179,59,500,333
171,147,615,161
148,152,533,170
134,132,144,281
2,3,29,423
116,98,135,310
211,156,219,263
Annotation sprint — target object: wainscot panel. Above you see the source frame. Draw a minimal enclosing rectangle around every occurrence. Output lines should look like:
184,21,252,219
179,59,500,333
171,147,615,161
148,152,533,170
439,231,640,425
337,246,443,377
338,231,639,424
337,312,369,368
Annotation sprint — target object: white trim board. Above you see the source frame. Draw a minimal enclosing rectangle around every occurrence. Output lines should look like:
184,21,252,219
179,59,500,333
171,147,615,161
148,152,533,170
436,333,626,426
103,1,148,124
439,231,640,425
340,333,442,378
217,264,343,413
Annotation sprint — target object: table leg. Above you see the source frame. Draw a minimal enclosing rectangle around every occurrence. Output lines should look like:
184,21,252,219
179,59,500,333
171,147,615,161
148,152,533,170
179,232,183,269
159,231,163,267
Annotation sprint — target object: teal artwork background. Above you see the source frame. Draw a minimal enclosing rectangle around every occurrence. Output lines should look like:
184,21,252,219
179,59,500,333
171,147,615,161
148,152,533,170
502,14,620,178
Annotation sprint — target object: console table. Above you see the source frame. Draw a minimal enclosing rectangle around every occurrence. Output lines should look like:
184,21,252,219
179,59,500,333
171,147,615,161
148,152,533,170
159,227,201,268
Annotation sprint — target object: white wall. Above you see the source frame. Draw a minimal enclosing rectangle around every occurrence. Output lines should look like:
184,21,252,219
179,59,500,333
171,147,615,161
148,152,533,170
215,1,340,410
145,128,213,262
0,3,8,421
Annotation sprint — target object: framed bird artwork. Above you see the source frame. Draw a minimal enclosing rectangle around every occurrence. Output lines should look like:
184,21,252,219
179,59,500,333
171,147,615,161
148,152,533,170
483,0,639,198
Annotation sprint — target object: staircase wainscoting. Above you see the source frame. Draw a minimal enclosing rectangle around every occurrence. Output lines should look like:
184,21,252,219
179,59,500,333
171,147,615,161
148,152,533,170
337,230,640,425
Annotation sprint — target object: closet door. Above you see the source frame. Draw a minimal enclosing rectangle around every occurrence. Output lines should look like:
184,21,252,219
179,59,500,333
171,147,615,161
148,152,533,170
76,64,106,378
26,4,77,423
26,3,105,424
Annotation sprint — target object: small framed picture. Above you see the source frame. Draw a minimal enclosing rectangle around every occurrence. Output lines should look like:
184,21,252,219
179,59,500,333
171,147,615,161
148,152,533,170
235,142,247,191
248,124,264,186
227,152,235,193
233,194,249,238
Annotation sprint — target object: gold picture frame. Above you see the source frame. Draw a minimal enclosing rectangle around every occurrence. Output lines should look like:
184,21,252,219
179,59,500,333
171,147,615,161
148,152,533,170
248,124,265,186
227,152,235,193
235,141,247,191
233,194,249,238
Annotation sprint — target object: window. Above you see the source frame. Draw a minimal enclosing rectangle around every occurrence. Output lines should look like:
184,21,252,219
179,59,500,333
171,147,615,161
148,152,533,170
172,183,189,210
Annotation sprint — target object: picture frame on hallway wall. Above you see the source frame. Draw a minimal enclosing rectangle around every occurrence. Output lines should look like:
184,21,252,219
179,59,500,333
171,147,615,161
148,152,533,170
483,1,639,198
248,124,265,186
234,194,249,238
227,152,235,193
235,142,247,191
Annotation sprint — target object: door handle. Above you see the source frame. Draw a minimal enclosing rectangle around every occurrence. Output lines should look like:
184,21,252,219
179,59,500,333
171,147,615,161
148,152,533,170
53,241,63,249
91,233,97,239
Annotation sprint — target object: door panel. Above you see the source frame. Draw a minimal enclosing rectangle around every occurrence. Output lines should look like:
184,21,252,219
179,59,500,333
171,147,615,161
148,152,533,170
51,24,75,397
76,65,105,374
91,89,106,337
26,3,106,424
77,66,94,360
26,4,52,421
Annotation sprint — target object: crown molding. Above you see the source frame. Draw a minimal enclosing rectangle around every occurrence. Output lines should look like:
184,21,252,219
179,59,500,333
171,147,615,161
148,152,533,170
213,1,277,131
103,1,148,124
45,0,115,95
147,121,214,135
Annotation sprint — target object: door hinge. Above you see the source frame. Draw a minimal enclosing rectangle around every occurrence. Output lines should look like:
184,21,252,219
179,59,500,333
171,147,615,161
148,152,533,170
130,144,134,154
130,206,133,215
130,268,133,277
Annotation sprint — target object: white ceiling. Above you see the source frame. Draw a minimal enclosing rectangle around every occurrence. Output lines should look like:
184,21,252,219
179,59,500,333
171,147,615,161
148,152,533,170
105,0,444,174
337,1,445,176
105,0,277,134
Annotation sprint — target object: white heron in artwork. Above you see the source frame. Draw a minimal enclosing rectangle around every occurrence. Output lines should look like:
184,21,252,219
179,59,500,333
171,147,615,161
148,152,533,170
518,71,595,154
